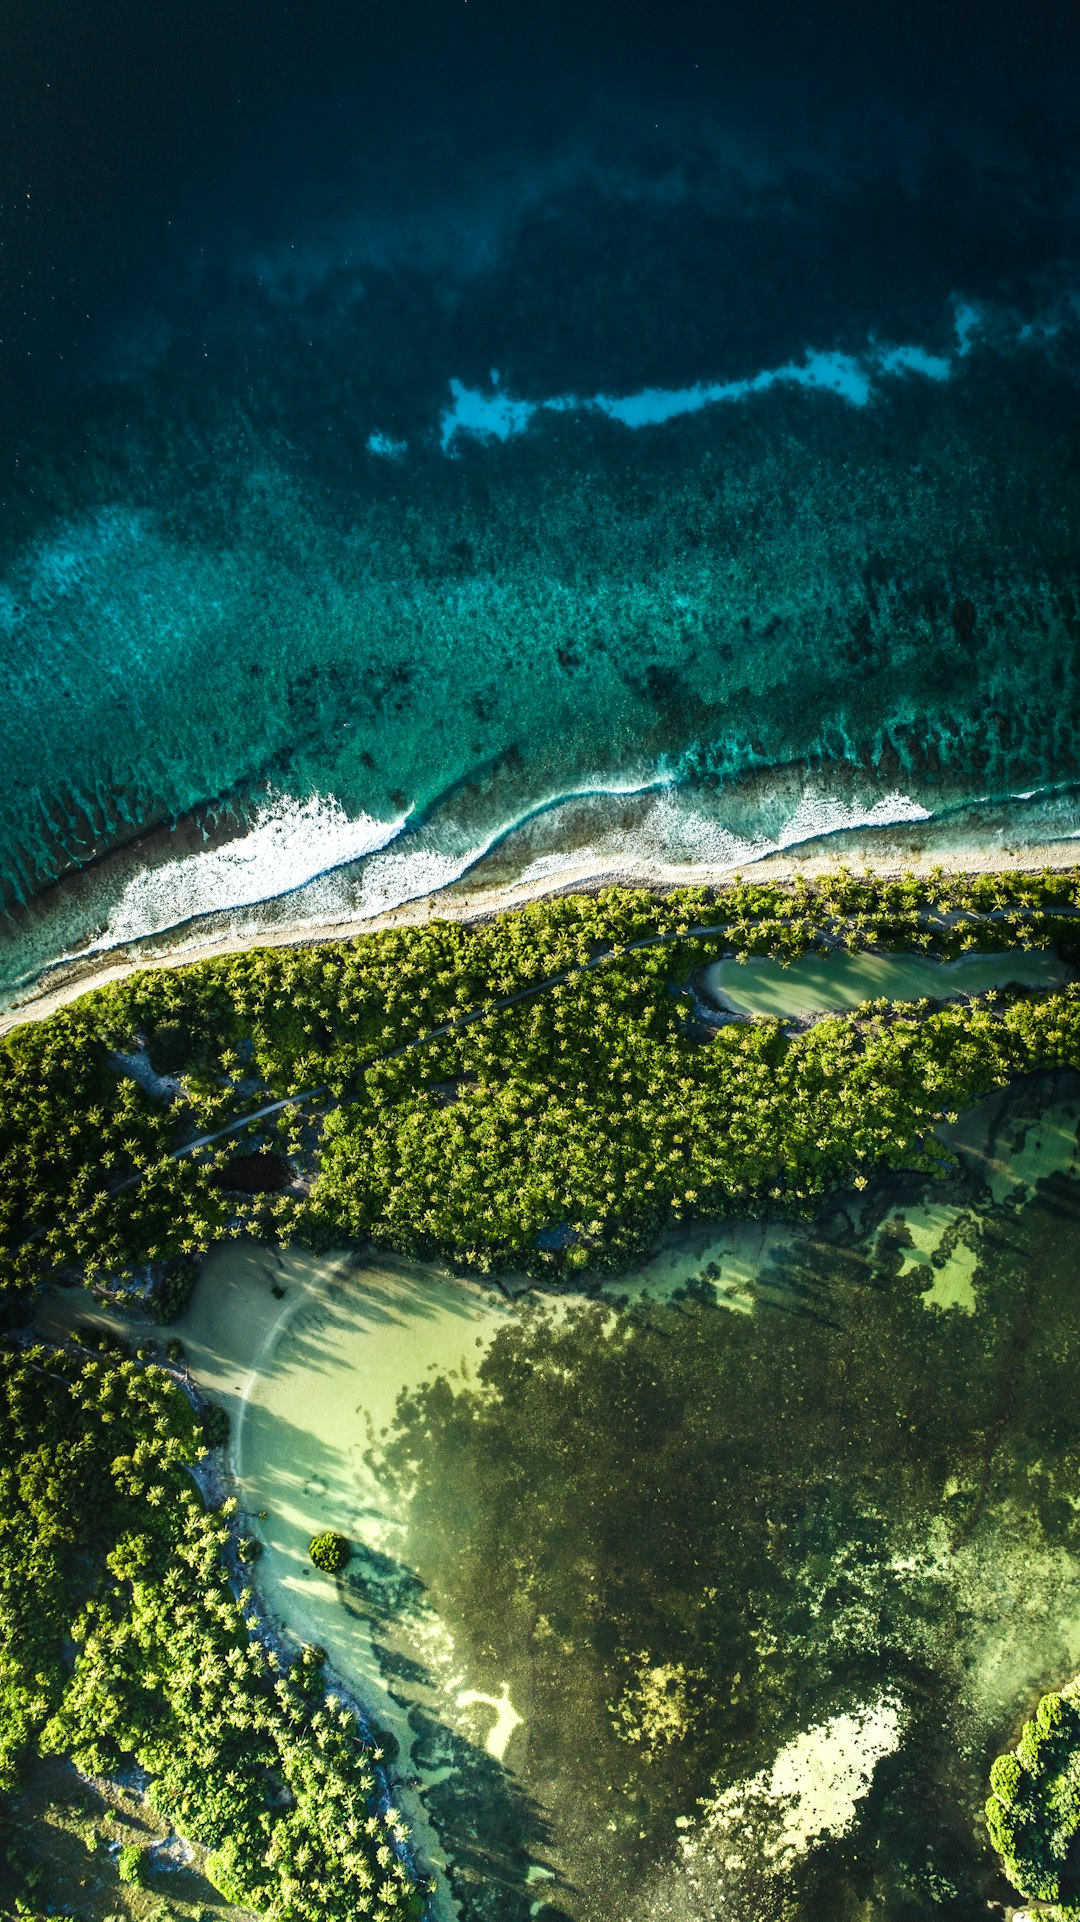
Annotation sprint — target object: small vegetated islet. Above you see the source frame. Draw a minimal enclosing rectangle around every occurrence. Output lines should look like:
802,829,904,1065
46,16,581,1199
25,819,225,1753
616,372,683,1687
310,1532,352,1575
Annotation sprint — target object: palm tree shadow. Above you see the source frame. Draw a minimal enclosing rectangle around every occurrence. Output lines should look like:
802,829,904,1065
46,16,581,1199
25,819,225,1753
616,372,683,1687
334,1551,570,1921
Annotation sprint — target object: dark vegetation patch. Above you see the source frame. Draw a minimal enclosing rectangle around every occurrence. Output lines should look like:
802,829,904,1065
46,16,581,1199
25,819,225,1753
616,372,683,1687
214,1151,293,1193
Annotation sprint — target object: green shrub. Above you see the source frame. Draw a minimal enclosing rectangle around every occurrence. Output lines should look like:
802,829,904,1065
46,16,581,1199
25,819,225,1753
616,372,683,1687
116,1841,147,1885
309,1531,350,1574
1038,1691,1068,1734
986,1689,1080,1904
205,1838,251,1906
151,1257,199,1325
203,1404,230,1450
989,1752,1022,1804
296,1644,327,1692
1019,1718,1044,1766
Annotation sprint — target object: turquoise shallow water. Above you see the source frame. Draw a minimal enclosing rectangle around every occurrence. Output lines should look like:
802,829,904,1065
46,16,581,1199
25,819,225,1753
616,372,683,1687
3,335,1080,1008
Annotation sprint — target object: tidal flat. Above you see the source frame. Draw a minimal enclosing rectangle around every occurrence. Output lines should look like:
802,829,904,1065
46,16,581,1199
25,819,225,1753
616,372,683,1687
178,1069,1080,1921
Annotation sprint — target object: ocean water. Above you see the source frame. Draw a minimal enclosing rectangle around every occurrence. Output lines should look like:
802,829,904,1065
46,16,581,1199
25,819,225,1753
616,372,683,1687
3,2,1080,1002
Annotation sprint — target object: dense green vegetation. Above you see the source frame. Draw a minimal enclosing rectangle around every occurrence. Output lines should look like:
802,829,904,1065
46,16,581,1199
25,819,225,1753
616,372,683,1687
116,1842,147,1886
0,1342,422,1920
2,870,1080,1921
986,1688,1080,1914
2,870,1080,1295
311,1533,351,1574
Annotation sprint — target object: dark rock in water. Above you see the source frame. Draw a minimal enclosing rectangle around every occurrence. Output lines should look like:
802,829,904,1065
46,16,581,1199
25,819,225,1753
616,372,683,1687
952,597,977,646
215,1152,292,1194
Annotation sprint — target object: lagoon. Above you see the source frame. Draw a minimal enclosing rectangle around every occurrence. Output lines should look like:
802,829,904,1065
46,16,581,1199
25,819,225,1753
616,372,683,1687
172,1070,1080,1920
701,945,1071,1018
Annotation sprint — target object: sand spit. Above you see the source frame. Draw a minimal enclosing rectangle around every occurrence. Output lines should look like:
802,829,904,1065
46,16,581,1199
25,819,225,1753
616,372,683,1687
3,840,1079,1039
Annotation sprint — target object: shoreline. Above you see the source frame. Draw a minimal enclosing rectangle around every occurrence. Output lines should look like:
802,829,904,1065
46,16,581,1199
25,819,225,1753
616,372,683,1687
177,1242,522,1920
33,1262,455,1914
3,837,1079,1039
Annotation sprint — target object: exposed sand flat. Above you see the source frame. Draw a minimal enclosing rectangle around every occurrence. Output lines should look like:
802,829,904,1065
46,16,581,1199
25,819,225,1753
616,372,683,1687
3,841,1079,1038
176,1239,517,1919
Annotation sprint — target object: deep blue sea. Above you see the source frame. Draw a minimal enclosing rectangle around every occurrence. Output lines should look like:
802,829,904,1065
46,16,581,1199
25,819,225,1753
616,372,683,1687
3,1,1080,1001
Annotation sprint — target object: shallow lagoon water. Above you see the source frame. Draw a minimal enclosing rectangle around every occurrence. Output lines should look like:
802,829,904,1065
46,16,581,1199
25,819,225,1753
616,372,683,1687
175,1070,1080,1920
701,945,1071,1018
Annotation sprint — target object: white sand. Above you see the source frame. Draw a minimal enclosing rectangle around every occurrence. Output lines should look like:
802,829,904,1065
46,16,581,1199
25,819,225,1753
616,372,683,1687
682,1692,905,1872
4,841,1079,1038
176,1239,518,1916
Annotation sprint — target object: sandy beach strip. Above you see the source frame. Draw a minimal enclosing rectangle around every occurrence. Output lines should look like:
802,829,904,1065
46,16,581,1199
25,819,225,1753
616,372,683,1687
3,835,1079,1039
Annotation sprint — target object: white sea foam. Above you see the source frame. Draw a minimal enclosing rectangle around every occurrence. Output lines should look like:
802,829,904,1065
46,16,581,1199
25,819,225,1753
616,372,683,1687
40,775,936,986
92,793,405,951
774,785,932,846
366,430,408,459
511,784,933,885
438,317,996,451
310,775,670,920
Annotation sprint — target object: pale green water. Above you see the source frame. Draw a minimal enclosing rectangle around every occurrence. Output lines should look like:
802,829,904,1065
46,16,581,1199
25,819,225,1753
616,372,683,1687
702,945,1070,1017
170,1072,1080,1921
873,1200,980,1313
176,1243,517,1916
175,1231,791,1913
